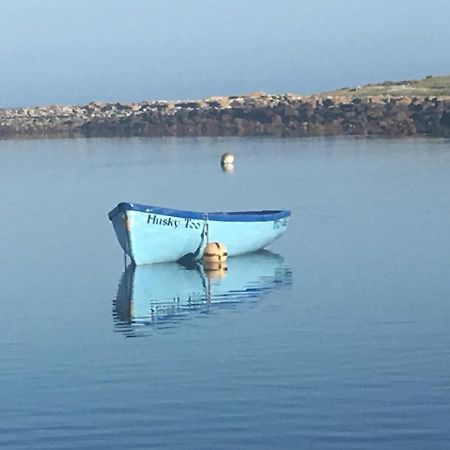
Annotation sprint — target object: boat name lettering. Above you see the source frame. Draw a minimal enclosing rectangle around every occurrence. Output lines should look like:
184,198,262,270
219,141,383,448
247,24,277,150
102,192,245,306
184,218,201,229
146,214,202,230
147,214,180,228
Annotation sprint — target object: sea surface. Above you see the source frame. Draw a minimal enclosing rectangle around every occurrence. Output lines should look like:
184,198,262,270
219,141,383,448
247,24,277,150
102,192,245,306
1,137,449,449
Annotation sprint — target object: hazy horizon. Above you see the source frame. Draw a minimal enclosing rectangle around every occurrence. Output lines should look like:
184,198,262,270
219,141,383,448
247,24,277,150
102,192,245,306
1,0,450,108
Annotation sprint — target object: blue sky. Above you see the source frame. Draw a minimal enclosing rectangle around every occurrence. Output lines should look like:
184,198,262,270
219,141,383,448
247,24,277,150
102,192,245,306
1,0,449,107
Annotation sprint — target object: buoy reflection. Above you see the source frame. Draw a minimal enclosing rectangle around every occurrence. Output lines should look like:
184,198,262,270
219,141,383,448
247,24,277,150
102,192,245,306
221,162,234,173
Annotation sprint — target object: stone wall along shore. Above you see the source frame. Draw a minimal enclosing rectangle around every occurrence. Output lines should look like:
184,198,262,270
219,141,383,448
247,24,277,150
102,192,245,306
1,93,450,139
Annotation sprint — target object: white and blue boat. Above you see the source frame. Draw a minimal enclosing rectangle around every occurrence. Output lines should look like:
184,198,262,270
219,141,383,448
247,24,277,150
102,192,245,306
108,202,291,265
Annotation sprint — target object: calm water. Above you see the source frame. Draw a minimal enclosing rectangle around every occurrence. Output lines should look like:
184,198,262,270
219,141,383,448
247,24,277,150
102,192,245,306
1,137,450,449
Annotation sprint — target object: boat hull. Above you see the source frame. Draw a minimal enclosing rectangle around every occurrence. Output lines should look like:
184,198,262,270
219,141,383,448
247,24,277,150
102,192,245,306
109,202,290,265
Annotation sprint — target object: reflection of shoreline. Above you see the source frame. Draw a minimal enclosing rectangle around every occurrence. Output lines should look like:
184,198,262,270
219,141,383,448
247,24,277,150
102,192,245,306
113,250,292,336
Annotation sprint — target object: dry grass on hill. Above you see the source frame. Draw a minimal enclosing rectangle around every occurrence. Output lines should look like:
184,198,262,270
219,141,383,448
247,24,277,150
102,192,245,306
322,75,450,97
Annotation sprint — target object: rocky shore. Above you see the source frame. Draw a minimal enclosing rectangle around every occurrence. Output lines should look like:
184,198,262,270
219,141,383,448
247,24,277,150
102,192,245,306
1,93,450,139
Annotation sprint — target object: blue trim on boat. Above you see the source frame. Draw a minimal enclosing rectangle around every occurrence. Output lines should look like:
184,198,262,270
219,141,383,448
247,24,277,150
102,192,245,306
108,202,291,222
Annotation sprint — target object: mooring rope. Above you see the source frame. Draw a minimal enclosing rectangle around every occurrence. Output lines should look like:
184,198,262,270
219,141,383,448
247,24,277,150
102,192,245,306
192,213,209,259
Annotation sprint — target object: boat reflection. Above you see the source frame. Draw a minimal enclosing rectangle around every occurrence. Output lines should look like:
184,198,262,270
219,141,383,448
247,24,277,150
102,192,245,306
113,250,292,336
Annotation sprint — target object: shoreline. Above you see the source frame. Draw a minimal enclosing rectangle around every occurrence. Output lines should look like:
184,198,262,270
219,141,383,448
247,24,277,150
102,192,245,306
1,93,450,140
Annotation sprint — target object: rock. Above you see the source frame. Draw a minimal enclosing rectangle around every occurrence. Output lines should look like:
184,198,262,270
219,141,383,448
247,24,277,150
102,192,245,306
1,94,450,139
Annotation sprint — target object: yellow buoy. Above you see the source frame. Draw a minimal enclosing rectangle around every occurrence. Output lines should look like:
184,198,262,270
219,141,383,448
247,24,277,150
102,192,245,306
221,152,235,166
203,242,228,266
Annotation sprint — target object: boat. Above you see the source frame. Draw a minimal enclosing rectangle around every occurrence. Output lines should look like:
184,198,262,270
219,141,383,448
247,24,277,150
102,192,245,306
113,250,292,333
108,202,291,265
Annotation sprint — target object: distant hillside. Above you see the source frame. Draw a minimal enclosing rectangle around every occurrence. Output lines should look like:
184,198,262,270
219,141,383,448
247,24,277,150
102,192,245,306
322,75,450,97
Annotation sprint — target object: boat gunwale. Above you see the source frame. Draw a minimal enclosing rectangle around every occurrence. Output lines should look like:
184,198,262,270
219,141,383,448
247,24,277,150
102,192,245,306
108,202,291,222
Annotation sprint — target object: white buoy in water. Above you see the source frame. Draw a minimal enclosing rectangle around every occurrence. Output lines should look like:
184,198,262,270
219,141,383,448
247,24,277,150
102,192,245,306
221,153,235,173
221,152,235,166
